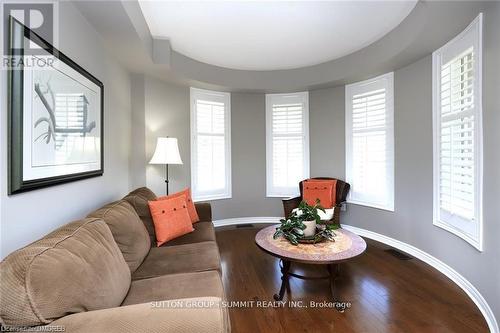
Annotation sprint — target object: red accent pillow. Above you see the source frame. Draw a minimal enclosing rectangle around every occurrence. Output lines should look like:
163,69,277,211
158,188,200,223
148,196,194,247
303,179,337,208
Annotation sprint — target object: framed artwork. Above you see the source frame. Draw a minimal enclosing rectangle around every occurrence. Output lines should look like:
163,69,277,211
8,17,104,194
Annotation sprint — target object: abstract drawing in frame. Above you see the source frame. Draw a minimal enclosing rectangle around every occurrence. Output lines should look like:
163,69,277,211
8,17,104,194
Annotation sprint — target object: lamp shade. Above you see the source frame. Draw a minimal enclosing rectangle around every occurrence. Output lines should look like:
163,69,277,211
149,137,183,165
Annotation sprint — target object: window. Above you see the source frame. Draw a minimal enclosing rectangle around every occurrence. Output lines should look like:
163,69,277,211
54,93,88,161
432,14,483,251
266,92,310,197
345,72,394,211
190,88,231,201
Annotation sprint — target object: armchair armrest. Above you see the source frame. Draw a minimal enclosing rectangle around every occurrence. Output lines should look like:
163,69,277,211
195,203,212,222
282,196,301,218
330,203,343,226
49,297,229,333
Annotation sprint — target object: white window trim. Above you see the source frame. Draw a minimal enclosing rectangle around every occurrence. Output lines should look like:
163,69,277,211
266,91,310,198
190,87,232,202
345,72,395,211
432,13,483,251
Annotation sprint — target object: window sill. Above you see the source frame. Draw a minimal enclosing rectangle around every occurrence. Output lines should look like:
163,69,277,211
193,194,232,202
266,193,299,199
433,219,483,252
347,200,395,212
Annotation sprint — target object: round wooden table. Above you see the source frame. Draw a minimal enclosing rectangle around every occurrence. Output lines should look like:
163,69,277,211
255,225,367,311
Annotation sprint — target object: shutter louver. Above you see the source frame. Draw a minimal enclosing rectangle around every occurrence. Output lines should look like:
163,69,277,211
190,88,231,201
346,73,394,210
352,89,388,205
266,92,309,197
196,99,226,192
432,13,482,250
438,49,475,220
271,103,304,189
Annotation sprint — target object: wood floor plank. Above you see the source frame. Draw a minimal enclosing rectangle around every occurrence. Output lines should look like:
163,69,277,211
216,225,488,333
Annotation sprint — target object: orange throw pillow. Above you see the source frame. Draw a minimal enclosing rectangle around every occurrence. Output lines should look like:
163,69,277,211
148,196,194,247
306,179,338,200
158,188,200,223
303,179,337,208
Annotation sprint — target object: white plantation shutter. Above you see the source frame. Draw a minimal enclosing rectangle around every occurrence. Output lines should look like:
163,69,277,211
190,88,231,201
439,50,475,219
346,73,394,210
266,92,309,197
432,14,483,250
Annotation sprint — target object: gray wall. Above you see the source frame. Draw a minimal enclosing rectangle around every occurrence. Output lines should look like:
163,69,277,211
144,78,190,196
139,79,348,220
129,74,146,189
309,87,345,178
141,77,283,219
343,51,500,325
1,0,493,324
134,4,500,323
0,2,132,258
84,0,491,92
210,92,282,218
322,6,500,320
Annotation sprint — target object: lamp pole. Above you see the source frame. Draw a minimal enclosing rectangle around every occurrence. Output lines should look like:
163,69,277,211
165,164,169,195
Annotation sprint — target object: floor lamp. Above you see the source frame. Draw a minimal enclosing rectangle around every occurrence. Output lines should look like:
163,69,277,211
149,137,183,195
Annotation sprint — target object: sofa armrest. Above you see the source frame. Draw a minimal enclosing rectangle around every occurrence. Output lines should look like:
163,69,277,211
195,203,212,222
49,297,229,333
282,196,301,218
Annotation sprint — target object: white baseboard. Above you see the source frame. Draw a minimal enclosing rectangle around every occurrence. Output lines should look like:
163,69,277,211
340,224,498,333
212,217,498,333
213,216,281,227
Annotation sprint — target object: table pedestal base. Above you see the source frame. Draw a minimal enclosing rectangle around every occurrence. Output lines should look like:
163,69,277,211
273,260,291,301
273,260,345,312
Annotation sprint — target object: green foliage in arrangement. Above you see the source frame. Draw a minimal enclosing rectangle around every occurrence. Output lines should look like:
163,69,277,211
273,215,305,245
314,225,339,243
273,200,339,245
295,200,325,224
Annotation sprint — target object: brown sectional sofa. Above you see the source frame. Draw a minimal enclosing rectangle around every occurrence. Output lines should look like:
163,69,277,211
0,187,230,333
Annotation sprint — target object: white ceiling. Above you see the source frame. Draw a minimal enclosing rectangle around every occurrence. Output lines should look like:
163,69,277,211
139,1,417,71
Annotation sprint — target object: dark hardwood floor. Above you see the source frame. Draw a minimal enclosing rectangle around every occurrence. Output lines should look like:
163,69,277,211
216,225,488,333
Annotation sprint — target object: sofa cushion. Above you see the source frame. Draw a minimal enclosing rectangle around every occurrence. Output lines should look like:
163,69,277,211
158,188,200,223
162,221,216,247
124,188,215,246
132,241,221,280
195,202,212,222
137,216,156,245
148,196,194,246
0,218,131,327
87,200,150,272
123,187,158,243
50,297,229,333
122,271,224,306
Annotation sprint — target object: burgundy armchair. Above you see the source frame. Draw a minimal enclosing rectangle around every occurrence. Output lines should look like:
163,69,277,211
282,177,350,226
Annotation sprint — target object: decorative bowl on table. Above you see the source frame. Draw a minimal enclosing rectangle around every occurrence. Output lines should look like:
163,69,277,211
318,208,335,221
274,200,338,245
297,225,338,244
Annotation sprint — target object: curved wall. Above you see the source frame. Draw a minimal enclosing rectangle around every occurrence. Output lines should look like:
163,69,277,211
170,1,491,92
343,54,499,330
75,1,494,93
132,1,500,329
